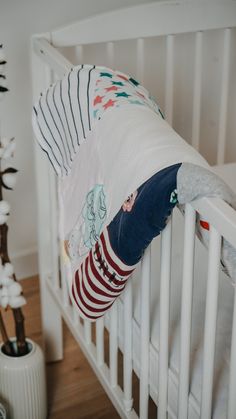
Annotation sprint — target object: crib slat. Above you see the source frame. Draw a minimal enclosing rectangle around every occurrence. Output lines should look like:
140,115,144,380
96,317,105,366
109,301,118,387
178,204,196,419
49,169,59,289
84,319,92,345
59,255,70,307
228,287,236,419
52,66,71,309
73,305,79,326
106,42,114,68
201,226,221,419
123,278,134,412
59,234,70,307
32,55,63,362
217,28,231,165
165,35,175,125
140,247,151,419
192,31,203,151
136,38,144,84
158,219,172,419
59,236,70,308
47,67,60,291
75,45,84,65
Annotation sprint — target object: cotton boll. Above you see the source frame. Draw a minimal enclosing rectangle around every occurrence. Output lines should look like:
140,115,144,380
1,276,14,287
0,213,8,225
9,295,26,308
0,200,10,215
0,262,16,289
8,282,22,297
0,286,9,307
3,263,14,277
2,173,17,189
1,295,9,309
1,286,8,297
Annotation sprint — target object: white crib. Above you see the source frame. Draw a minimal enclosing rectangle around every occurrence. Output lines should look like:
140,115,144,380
31,2,236,418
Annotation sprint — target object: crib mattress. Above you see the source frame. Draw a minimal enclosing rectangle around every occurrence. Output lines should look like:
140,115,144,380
119,163,236,418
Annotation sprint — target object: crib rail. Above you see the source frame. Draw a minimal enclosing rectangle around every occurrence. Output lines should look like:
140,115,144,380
49,1,236,47
192,197,236,248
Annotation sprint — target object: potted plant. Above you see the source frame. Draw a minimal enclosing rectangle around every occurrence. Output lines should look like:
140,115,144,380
0,44,47,419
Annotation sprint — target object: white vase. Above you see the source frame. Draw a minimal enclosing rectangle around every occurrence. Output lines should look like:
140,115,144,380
0,338,47,419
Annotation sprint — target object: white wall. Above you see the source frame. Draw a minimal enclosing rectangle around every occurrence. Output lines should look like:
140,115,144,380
0,0,152,278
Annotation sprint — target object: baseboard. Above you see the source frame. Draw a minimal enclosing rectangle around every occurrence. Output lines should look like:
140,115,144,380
10,248,39,280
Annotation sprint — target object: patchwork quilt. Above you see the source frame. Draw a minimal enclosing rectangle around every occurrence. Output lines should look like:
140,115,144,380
32,65,236,321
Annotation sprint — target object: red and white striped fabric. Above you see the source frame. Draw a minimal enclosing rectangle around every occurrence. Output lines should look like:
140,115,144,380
71,228,137,320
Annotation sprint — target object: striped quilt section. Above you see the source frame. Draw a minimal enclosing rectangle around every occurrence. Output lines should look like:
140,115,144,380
71,228,136,320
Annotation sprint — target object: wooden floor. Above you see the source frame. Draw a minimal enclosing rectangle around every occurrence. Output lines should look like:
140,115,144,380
1,276,120,419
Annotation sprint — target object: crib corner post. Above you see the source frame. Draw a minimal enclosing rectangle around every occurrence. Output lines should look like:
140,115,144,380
40,272,64,363
31,36,63,362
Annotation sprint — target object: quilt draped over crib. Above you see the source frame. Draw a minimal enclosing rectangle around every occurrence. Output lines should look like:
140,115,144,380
32,64,236,321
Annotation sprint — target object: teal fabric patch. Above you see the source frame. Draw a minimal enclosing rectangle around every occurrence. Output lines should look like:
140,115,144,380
82,185,107,250
170,189,178,204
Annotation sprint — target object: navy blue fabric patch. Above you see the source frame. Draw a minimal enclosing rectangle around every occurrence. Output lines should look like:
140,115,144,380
107,163,181,265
